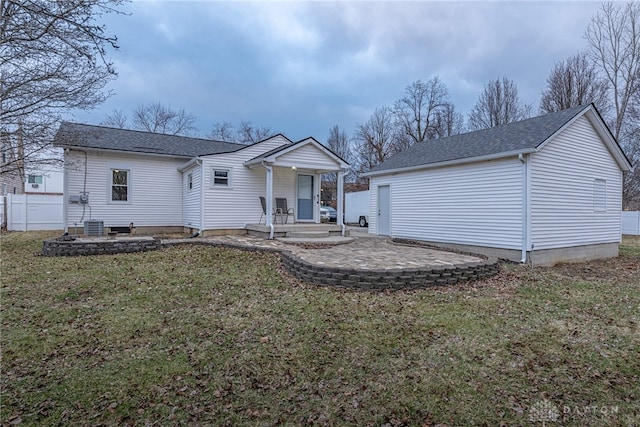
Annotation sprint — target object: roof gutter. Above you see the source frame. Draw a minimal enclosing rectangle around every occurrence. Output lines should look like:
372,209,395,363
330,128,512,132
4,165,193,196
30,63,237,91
58,145,192,161
362,148,537,178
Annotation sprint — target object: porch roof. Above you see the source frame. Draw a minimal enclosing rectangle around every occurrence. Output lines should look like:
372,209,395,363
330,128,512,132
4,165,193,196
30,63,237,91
244,137,349,171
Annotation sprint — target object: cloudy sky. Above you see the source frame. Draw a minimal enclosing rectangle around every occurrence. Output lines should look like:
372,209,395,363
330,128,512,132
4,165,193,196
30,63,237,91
71,1,603,142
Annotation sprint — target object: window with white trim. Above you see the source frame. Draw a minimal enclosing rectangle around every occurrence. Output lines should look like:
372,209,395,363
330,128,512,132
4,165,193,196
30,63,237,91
28,174,43,184
111,169,129,201
593,179,606,212
211,168,231,187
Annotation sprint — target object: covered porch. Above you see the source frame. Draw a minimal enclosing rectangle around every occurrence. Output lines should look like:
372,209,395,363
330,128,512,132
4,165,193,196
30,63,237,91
244,137,349,239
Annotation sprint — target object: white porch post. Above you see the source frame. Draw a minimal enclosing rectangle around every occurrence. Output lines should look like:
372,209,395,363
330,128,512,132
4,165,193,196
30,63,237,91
337,169,345,236
265,164,274,239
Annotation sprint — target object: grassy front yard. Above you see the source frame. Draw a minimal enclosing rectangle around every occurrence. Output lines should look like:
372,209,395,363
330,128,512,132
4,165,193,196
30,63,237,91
1,232,639,426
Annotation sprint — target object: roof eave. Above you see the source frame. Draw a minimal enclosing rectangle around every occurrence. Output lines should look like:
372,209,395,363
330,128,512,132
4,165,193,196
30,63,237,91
362,148,536,178
60,145,193,160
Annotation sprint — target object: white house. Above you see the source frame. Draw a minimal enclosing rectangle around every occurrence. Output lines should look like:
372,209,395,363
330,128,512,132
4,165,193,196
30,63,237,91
362,104,633,266
24,150,64,194
53,123,349,237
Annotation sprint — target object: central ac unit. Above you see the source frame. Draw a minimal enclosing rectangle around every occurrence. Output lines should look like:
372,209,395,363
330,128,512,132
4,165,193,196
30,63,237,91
84,220,104,236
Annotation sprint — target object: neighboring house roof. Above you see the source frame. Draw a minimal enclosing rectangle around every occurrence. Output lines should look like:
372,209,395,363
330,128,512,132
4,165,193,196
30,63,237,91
53,122,245,157
364,104,632,176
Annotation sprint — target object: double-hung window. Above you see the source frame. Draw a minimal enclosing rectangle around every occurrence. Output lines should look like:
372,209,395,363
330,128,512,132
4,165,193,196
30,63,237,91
212,168,231,187
111,169,129,201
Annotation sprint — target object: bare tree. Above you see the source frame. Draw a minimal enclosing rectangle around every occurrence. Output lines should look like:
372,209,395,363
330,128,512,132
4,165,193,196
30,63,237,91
323,125,352,183
131,102,197,136
585,1,640,141
1,0,123,177
468,78,532,131
622,121,640,208
585,2,640,209
393,77,452,143
236,121,273,144
208,121,235,141
540,52,610,114
101,109,128,129
433,102,465,139
353,107,406,175
326,125,351,162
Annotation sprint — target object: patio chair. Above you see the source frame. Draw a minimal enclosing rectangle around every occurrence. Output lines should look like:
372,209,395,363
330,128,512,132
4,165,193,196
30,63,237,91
259,196,287,225
275,198,294,224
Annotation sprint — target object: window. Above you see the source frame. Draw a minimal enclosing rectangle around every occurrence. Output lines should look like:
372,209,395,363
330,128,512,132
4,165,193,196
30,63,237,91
111,169,129,201
27,175,43,184
594,179,606,212
211,168,231,187
187,173,193,190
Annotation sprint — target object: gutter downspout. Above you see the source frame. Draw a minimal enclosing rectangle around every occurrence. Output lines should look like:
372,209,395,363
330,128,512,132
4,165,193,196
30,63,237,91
337,169,346,236
519,153,528,263
262,162,275,239
62,148,69,233
198,158,204,237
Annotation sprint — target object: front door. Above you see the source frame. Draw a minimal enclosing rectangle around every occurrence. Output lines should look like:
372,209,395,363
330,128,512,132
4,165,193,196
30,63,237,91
297,174,315,221
377,185,390,235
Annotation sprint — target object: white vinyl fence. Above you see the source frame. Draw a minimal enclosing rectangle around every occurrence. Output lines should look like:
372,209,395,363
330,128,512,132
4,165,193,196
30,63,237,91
1,193,64,231
622,211,640,235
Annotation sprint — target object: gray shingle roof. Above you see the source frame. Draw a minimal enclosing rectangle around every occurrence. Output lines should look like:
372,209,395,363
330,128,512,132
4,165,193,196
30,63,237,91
53,122,245,157
367,104,592,174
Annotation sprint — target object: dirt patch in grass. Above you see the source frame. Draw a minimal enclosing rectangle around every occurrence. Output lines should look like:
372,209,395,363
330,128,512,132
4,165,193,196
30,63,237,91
1,232,639,426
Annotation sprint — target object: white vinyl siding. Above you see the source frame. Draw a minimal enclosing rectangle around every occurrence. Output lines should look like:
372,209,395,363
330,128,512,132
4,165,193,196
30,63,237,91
202,136,296,229
530,115,622,249
370,157,524,249
183,165,201,228
65,150,184,228
276,143,340,169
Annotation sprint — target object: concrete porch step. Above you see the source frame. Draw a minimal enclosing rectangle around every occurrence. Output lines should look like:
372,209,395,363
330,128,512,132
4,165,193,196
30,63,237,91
287,231,330,238
276,236,355,245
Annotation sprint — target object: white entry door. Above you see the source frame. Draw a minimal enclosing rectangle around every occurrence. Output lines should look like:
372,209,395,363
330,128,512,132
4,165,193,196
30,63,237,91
297,174,315,221
377,185,390,235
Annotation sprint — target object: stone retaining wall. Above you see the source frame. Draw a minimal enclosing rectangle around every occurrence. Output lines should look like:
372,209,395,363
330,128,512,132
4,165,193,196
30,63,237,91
42,236,161,257
43,237,500,289
280,252,499,290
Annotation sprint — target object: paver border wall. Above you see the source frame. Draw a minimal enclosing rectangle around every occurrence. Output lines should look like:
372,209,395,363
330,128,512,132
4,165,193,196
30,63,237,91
279,252,499,290
42,236,161,257
165,240,500,289
43,237,500,289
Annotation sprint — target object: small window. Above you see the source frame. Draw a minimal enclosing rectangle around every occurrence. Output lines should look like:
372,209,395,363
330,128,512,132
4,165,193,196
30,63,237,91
111,169,129,201
212,168,231,187
28,175,43,184
594,179,606,212
187,173,193,190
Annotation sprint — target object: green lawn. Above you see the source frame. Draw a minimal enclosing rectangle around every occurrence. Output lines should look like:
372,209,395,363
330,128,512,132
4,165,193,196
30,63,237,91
1,232,639,426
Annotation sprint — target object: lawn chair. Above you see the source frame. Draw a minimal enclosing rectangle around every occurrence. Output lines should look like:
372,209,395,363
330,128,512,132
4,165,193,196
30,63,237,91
275,198,294,224
259,196,287,225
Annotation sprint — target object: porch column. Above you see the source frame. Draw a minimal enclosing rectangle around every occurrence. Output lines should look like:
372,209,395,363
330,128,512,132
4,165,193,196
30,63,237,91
337,169,345,236
265,164,274,239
